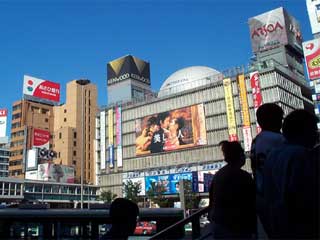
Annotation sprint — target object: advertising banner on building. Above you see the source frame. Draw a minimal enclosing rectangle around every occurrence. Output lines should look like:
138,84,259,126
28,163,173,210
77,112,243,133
145,172,193,195
116,106,123,167
108,109,114,145
25,170,38,180
249,7,288,53
100,111,106,170
0,109,7,138
223,78,238,141
307,0,320,35
303,39,320,80
250,71,263,133
108,145,114,168
107,55,150,86
237,74,253,151
33,128,50,149
26,148,37,170
38,163,75,183
135,104,207,156
108,109,114,168
23,75,60,104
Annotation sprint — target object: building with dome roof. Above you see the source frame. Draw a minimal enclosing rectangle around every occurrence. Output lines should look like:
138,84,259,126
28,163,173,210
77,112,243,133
158,66,222,97
94,8,313,199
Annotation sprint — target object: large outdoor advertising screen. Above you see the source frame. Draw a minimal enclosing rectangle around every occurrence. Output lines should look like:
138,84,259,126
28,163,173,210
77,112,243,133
135,104,207,156
38,163,75,183
145,172,193,195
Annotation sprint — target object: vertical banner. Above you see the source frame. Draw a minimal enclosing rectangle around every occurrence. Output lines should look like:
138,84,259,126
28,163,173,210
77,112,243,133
223,78,238,141
250,71,263,133
303,39,320,80
237,74,253,151
100,111,106,170
108,109,114,168
0,109,7,137
116,106,123,167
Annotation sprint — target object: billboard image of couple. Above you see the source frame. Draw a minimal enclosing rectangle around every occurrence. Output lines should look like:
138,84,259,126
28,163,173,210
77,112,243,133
135,104,207,156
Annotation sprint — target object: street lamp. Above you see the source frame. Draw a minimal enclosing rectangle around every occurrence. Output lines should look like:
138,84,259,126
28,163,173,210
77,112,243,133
76,79,90,209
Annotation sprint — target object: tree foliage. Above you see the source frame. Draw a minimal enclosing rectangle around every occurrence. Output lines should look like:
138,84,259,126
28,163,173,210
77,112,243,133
123,180,141,203
146,182,173,208
98,190,117,204
182,180,200,210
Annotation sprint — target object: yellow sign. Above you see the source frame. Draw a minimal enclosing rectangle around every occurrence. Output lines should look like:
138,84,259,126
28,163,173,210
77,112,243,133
223,78,237,138
237,74,251,127
108,109,114,145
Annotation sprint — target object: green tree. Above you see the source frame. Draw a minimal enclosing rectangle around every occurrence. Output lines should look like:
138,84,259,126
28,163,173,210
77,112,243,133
146,182,173,208
182,180,200,210
98,190,117,204
123,180,141,203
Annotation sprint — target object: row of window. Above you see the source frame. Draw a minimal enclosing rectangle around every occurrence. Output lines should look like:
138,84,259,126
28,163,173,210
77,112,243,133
11,130,24,139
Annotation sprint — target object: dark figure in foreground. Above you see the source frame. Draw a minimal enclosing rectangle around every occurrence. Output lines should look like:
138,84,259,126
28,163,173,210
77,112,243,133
102,198,139,240
250,103,285,237
209,141,256,239
264,109,319,239
250,103,284,194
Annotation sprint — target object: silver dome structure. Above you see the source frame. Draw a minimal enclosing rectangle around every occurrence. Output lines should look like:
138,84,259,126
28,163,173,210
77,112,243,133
158,66,222,97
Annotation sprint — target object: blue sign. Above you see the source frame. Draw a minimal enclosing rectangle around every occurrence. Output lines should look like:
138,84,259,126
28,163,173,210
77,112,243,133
108,145,114,168
145,172,193,195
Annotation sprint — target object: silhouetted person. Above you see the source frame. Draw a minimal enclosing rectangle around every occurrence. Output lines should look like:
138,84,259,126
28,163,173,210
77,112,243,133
102,198,139,240
250,103,285,194
209,141,256,239
250,103,285,237
264,109,319,239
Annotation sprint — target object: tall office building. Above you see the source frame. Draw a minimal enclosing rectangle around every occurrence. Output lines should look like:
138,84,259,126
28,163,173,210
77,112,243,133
53,80,97,184
9,100,54,178
9,76,60,178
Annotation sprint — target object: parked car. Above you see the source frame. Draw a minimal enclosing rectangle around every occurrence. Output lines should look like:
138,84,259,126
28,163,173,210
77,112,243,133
134,221,157,235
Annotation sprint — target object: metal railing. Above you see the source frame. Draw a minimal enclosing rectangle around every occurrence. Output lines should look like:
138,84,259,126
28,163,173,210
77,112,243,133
150,206,210,239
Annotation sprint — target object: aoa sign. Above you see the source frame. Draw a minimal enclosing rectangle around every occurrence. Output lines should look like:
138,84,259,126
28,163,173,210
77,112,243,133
251,21,284,39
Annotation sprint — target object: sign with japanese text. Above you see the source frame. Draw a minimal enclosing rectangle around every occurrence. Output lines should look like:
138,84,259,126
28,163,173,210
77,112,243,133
250,71,263,133
237,74,252,151
223,78,238,142
0,109,7,137
23,75,60,104
33,128,50,149
303,39,320,80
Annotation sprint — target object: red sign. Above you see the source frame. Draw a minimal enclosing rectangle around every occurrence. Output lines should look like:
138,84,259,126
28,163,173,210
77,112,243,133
24,75,60,103
303,39,320,80
250,72,263,133
33,128,50,148
0,109,7,117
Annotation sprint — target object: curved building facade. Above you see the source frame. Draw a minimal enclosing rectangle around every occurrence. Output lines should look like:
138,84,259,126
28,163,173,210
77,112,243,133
95,62,312,197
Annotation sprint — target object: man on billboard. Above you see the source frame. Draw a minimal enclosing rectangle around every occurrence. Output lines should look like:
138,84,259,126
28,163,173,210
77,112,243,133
150,112,170,153
136,116,158,152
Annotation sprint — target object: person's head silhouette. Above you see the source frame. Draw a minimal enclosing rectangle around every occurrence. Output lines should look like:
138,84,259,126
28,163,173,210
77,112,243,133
256,103,284,133
221,141,245,168
109,198,139,239
282,109,319,148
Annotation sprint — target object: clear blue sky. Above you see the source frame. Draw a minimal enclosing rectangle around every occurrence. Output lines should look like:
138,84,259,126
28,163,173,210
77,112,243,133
0,0,312,135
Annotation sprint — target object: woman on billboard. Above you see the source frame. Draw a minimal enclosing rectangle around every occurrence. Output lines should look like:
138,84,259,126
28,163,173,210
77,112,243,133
164,117,186,151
